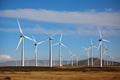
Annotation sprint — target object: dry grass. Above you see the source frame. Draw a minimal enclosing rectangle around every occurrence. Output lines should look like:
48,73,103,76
0,71,120,80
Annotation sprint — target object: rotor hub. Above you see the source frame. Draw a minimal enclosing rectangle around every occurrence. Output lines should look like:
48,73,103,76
49,38,52,40
99,39,102,42
34,43,37,46
20,35,23,38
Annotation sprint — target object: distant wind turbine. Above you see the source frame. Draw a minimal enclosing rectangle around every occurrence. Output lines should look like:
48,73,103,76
90,39,97,66
98,29,110,67
54,34,67,67
84,47,90,66
16,19,33,67
32,36,47,66
45,33,55,67
103,46,109,66
69,51,75,67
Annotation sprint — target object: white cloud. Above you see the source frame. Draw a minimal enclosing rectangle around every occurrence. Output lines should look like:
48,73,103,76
0,9,120,27
0,54,12,60
0,26,120,36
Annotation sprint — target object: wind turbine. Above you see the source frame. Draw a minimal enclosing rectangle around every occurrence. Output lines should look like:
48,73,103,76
32,36,47,66
69,51,75,67
45,33,55,67
98,29,110,67
103,46,109,66
90,39,97,66
54,34,67,67
84,47,90,66
16,19,33,67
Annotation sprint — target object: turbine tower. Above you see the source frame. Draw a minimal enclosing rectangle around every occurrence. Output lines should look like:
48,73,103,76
45,33,55,67
98,29,110,67
16,19,33,67
90,39,97,66
54,34,67,67
32,36,46,66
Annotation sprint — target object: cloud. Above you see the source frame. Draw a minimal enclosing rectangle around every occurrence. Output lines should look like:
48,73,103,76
0,9,120,27
0,25,120,36
0,54,12,60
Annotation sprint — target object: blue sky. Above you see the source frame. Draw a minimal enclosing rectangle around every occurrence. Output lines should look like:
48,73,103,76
0,0,120,62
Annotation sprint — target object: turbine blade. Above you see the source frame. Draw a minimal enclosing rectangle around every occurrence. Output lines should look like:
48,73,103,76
52,33,56,37
93,45,97,48
17,19,23,34
53,43,59,46
61,43,67,49
103,39,110,42
38,41,45,45
16,37,23,50
32,35,37,43
59,33,62,42
98,29,102,39
98,42,101,50
44,32,50,37
24,35,33,41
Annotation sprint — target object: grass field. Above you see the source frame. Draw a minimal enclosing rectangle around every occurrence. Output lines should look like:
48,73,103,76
0,66,120,80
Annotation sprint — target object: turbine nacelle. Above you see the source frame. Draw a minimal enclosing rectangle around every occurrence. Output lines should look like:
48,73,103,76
20,35,23,38
49,37,52,40
59,42,62,45
34,43,37,46
99,39,102,42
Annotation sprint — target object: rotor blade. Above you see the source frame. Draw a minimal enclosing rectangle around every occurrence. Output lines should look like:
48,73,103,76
24,35,33,41
59,33,62,42
103,39,110,42
38,38,49,45
17,19,23,34
98,29,102,39
93,45,97,48
16,37,23,50
53,43,59,46
51,33,56,37
44,32,50,37
32,35,37,43
61,43,67,49
98,42,102,50
37,41,45,45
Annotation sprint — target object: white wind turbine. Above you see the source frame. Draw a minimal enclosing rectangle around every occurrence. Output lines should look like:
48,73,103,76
54,34,67,67
90,39,97,66
103,46,109,66
45,33,55,67
16,19,33,67
98,29,110,67
32,36,47,66
69,51,75,66
84,47,90,66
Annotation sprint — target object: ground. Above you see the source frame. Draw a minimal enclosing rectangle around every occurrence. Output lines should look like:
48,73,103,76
0,71,120,80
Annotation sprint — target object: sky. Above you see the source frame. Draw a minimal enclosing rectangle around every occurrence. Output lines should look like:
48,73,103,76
0,0,120,63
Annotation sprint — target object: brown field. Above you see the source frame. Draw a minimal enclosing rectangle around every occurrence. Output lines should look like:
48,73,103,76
0,71,120,80
0,66,120,80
